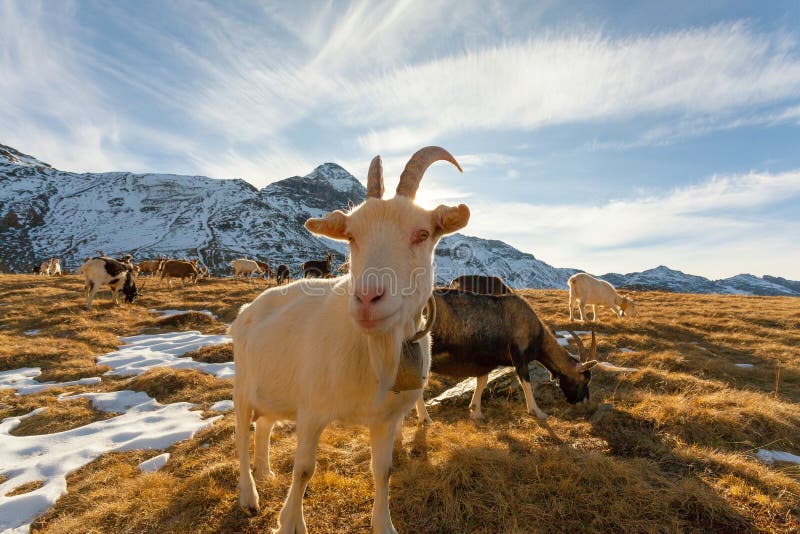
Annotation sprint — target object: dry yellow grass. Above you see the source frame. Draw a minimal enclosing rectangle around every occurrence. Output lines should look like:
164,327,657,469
1,274,798,532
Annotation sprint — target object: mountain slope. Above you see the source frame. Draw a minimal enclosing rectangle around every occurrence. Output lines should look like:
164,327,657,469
0,143,797,295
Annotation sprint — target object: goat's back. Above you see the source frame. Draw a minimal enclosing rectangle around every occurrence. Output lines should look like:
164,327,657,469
432,289,540,362
449,274,513,295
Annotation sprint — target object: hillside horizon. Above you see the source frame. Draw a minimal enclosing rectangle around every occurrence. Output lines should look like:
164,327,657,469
1,142,798,297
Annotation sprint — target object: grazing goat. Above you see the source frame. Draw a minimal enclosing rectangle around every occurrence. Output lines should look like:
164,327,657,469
418,289,598,421
159,259,200,288
568,272,638,322
301,251,334,278
229,147,469,533
255,260,274,279
36,258,62,276
449,274,512,295
231,258,263,282
37,259,51,275
76,257,140,309
136,259,165,277
275,264,290,285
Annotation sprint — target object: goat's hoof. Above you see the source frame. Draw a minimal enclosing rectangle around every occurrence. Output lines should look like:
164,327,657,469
240,501,259,516
418,417,433,426
239,483,259,515
469,412,485,421
531,411,548,420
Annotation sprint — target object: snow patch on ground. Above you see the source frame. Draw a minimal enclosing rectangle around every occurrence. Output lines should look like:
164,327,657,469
619,347,636,353
0,368,102,396
554,330,592,347
734,363,755,369
59,390,153,412
0,391,219,533
209,400,234,412
149,309,217,319
97,331,233,379
756,449,800,465
138,453,170,473
23,330,40,336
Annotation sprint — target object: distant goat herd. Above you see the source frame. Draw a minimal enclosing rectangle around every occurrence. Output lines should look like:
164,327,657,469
20,147,641,534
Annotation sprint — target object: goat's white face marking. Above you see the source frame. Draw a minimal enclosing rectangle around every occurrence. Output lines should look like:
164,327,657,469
306,196,469,333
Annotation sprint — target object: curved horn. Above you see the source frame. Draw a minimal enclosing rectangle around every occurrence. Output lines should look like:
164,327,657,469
409,295,437,343
396,146,463,199
568,330,586,361
366,155,384,199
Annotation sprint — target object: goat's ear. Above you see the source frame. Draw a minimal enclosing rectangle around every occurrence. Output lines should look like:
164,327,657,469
305,210,349,240
432,204,470,236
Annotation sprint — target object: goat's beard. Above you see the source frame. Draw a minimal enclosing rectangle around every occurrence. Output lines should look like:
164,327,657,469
366,331,403,403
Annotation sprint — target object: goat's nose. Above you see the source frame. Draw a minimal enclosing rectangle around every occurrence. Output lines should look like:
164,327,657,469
355,287,384,306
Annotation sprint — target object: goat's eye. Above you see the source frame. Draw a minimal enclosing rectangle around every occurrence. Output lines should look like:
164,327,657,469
412,230,429,244
346,234,355,245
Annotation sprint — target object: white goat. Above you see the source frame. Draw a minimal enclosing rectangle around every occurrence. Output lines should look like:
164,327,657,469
49,258,62,276
229,147,469,534
568,272,638,322
230,258,263,283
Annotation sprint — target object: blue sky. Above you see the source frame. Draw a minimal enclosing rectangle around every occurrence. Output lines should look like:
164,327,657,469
2,0,799,279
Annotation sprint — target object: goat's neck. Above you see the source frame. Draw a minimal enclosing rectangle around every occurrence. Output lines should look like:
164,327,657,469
536,328,578,379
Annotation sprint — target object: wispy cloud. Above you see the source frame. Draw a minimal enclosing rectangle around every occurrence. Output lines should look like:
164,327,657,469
334,23,800,152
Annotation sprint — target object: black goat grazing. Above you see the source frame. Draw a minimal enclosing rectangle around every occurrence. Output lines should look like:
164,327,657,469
449,274,513,295
276,264,291,285
301,251,334,278
417,289,598,421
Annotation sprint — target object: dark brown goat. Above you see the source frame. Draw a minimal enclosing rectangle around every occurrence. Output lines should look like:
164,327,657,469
301,252,334,278
276,264,291,285
418,289,598,421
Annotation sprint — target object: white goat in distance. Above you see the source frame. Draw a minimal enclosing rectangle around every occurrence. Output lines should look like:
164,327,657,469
568,272,639,322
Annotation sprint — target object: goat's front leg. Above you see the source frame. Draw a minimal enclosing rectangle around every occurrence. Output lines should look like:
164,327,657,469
519,376,548,420
469,374,489,420
277,416,325,534
415,393,433,424
369,419,399,534
591,305,598,322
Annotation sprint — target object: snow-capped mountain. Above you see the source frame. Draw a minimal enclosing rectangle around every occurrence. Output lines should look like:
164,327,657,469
0,143,797,296
600,266,800,296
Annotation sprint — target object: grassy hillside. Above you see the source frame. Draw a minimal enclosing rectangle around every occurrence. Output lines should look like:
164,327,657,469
1,274,798,532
